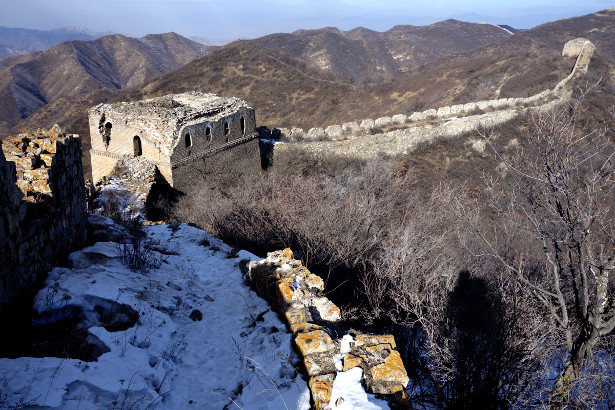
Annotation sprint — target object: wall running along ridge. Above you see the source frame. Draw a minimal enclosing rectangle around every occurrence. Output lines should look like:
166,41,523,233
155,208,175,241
272,39,595,163
246,249,410,409
0,127,87,308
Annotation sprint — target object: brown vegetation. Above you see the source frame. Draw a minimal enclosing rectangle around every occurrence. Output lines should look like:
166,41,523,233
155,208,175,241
173,85,615,406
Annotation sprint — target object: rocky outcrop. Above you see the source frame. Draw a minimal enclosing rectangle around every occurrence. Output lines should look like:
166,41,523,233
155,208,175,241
247,249,410,409
0,127,87,307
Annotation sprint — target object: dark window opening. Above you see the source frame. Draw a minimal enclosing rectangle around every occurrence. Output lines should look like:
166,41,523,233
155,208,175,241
133,136,142,157
205,127,211,142
240,117,245,135
185,133,192,148
103,121,112,147
224,122,229,135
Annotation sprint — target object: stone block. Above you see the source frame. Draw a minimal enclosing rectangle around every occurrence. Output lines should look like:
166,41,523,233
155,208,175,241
290,128,305,139
275,277,304,310
38,138,59,154
309,374,335,410
408,112,426,122
391,114,407,124
341,122,360,134
16,180,32,194
363,349,409,395
307,127,326,140
31,180,52,195
437,106,451,117
360,119,375,130
354,334,397,349
423,109,437,118
325,125,343,137
309,297,341,322
285,306,312,329
40,154,54,167
303,272,324,292
22,168,51,181
295,330,337,356
5,155,36,170
304,353,337,376
374,117,392,128
343,353,363,371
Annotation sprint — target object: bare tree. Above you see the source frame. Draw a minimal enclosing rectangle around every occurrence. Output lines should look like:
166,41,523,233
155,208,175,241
462,92,615,407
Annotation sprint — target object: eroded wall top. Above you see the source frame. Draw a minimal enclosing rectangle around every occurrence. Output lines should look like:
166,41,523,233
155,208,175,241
90,92,253,155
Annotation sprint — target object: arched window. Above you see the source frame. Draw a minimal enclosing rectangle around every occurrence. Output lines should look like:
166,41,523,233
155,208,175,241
103,122,112,147
224,122,230,143
185,133,192,148
205,127,211,142
240,117,245,135
133,136,142,157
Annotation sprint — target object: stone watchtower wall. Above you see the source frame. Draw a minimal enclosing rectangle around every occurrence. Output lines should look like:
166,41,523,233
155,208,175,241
0,128,87,308
89,93,261,192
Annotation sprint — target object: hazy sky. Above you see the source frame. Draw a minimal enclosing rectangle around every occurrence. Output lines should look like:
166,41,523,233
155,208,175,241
0,0,613,41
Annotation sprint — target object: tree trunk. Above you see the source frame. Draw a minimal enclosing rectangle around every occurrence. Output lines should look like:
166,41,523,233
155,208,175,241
548,328,598,408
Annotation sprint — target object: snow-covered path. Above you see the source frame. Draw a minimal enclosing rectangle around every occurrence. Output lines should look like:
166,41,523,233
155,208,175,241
0,220,310,409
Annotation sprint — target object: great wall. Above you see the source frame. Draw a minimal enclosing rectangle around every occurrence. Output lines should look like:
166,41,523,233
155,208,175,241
247,249,410,409
0,127,87,308
0,36,600,409
272,38,595,163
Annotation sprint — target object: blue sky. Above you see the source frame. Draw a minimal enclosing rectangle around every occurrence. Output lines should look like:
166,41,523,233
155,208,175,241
0,0,613,42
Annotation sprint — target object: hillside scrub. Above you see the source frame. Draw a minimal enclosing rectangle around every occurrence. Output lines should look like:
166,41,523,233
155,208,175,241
173,90,615,407
173,159,545,406
457,91,615,407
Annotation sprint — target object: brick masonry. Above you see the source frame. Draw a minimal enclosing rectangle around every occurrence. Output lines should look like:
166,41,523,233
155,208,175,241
0,127,87,307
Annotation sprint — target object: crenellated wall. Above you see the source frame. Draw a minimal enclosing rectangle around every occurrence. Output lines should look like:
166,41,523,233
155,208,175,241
0,127,87,308
247,249,410,409
271,39,595,164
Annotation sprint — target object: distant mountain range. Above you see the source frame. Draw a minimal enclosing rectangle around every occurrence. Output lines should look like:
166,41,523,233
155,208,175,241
253,20,512,81
2,8,615,180
0,26,114,58
0,32,215,133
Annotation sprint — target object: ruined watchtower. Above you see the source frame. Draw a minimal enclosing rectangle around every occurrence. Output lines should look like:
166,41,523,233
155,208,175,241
89,92,260,191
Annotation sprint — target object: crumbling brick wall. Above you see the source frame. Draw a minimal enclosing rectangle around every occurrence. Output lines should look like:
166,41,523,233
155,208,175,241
0,128,87,307
247,249,410,409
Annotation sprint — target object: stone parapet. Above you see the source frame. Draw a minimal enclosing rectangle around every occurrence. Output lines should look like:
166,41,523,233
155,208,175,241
274,39,594,146
0,127,87,307
247,249,410,409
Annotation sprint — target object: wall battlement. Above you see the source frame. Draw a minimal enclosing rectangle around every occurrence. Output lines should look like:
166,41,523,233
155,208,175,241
272,39,595,163
0,127,87,307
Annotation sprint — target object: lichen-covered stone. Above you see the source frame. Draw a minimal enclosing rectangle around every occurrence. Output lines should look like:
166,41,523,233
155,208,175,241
303,272,324,292
343,353,363,371
295,330,337,356
363,350,409,395
354,334,396,349
304,353,337,376
275,277,304,310
309,374,335,410
309,297,341,322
